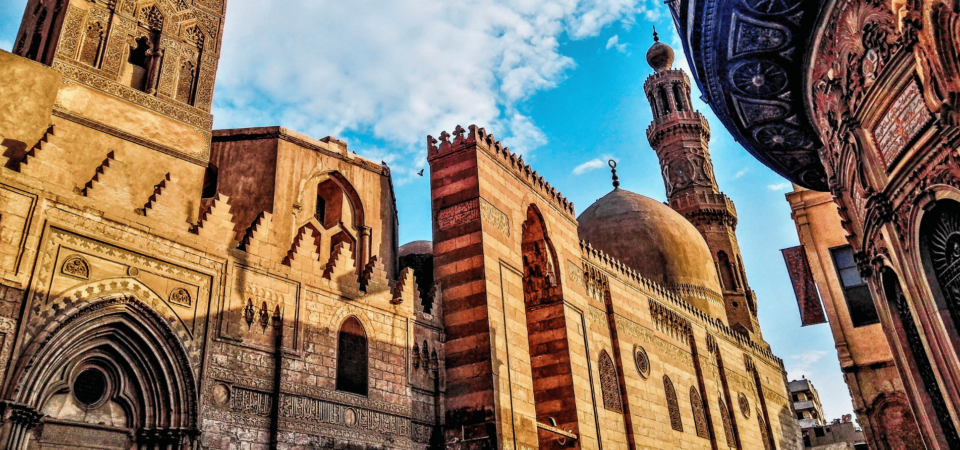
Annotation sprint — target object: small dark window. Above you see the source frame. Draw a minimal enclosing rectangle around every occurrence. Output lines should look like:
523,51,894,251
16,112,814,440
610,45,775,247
74,369,107,405
803,434,811,447
315,195,326,223
797,412,803,419
792,394,799,402
830,246,880,327
201,164,218,199
673,84,686,111
814,427,825,437
336,317,368,396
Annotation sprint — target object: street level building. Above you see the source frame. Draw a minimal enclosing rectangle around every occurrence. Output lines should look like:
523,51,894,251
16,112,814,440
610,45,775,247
673,0,960,442
789,378,825,428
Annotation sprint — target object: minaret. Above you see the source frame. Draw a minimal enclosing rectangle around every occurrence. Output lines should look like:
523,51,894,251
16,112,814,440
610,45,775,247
643,30,761,337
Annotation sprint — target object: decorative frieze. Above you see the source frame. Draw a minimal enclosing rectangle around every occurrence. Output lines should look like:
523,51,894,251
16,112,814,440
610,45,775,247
873,80,932,169
437,199,479,231
479,198,509,236
225,386,432,446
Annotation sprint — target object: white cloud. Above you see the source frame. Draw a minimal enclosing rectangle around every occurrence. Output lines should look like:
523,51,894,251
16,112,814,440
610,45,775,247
573,159,606,175
213,0,651,177
734,168,749,179
572,155,616,175
786,350,828,379
605,35,627,53
768,182,791,191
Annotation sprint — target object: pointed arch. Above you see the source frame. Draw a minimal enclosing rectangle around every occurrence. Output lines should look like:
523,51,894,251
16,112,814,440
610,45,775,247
599,350,622,412
659,87,672,114
521,204,561,307
6,295,198,448
336,316,368,396
664,375,682,431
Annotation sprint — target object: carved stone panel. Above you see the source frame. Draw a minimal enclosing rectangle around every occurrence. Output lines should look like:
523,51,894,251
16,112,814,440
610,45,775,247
220,264,301,353
872,80,933,169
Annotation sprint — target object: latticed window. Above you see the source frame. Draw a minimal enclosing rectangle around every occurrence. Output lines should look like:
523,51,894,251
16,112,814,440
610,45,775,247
691,387,710,439
720,400,736,448
664,375,682,431
599,350,622,412
79,22,104,67
176,60,196,104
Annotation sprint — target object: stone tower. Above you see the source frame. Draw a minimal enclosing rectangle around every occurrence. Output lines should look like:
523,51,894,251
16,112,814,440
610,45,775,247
643,31,761,337
11,0,225,160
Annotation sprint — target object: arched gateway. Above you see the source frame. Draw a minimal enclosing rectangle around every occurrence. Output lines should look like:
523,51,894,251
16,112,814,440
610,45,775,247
1,295,198,449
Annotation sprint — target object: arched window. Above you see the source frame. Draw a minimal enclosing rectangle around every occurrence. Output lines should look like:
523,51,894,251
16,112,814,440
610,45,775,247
691,387,709,439
719,400,736,448
126,37,152,91
659,87,672,115
921,200,960,335
599,350,622,412
882,266,960,446
664,375,682,431
648,93,659,117
673,84,687,111
718,251,737,291
336,317,368,396
79,22,105,67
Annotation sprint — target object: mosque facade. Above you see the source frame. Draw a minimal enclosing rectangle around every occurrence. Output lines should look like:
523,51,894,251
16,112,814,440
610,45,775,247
0,0,799,448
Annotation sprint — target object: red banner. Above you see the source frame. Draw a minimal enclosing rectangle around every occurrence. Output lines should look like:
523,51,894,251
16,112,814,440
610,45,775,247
782,246,827,326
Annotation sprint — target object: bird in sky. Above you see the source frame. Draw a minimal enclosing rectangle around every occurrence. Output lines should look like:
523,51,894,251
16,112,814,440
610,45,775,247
417,169,424,177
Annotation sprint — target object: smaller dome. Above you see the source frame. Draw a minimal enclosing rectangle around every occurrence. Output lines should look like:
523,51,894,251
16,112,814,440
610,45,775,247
646,30,674,72
399,240,432,258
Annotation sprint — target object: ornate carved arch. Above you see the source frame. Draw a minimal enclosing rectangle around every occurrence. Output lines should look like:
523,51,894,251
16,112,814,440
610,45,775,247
5,294,198,448
664,375,682,431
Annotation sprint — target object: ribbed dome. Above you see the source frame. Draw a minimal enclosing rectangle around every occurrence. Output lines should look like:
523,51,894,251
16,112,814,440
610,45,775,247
577,189,722,295
646,37,674,72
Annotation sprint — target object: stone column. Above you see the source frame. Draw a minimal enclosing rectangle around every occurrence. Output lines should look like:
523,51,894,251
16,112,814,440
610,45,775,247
0,402,43,450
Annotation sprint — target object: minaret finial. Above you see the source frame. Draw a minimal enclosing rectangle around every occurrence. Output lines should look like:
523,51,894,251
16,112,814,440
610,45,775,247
609,160,620,189
653,26,659,42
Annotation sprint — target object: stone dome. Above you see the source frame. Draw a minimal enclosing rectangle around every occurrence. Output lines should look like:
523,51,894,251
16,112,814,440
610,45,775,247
577,188,722,294
399,240,433,257
646,33,674,72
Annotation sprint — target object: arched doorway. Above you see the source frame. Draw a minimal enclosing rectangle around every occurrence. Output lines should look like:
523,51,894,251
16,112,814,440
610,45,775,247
4,295,198,449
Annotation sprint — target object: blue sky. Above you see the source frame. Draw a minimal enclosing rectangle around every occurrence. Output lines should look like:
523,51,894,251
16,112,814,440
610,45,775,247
1,0,853,422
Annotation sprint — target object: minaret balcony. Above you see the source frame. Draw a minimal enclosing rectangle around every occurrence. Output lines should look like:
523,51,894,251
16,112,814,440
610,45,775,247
646,111,711,142
669,191,737,217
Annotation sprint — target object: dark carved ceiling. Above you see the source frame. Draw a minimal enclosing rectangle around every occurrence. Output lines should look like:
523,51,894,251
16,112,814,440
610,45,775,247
670,0,829,191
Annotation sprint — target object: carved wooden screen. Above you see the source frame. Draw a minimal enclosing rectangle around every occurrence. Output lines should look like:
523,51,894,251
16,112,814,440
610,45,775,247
690,387,709,439
336,317,368,396
599,350,622,412
719,400,736,448
664,375,682,431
